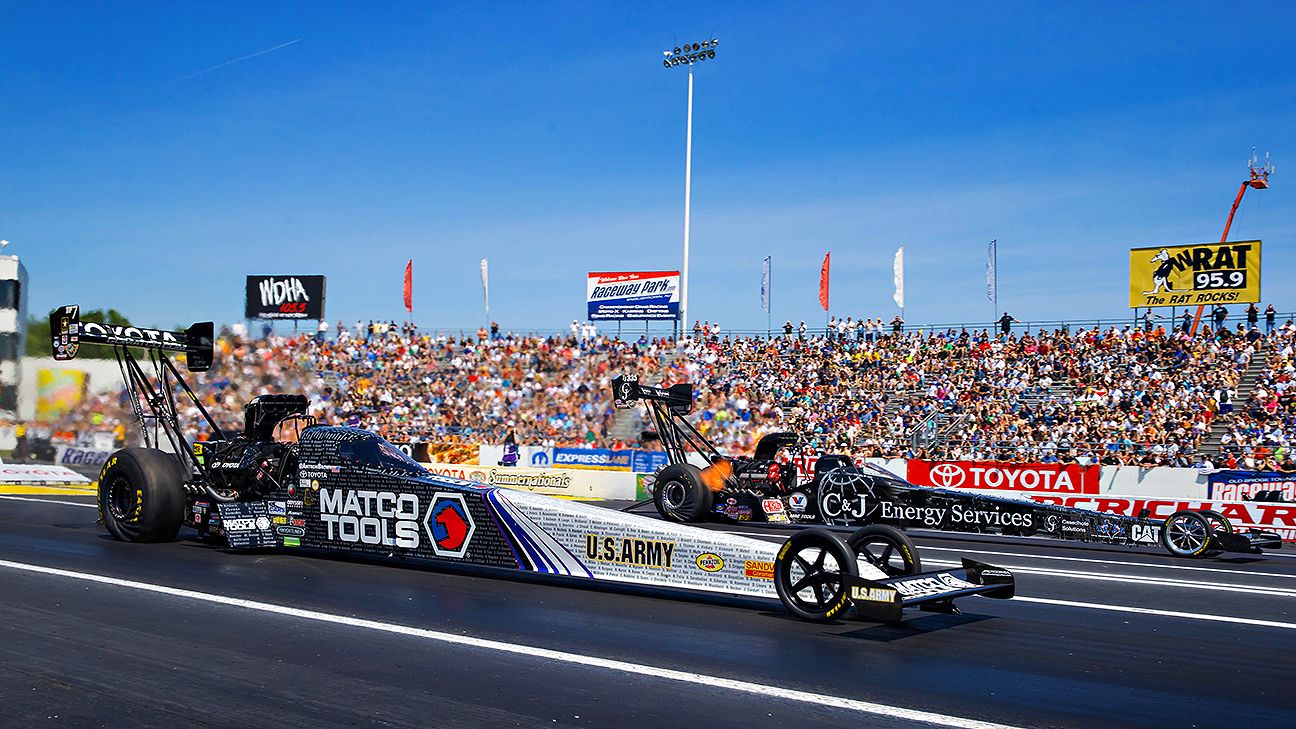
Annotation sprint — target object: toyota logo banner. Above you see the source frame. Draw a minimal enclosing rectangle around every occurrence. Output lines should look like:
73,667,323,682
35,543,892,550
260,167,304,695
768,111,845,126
907,460,1100,495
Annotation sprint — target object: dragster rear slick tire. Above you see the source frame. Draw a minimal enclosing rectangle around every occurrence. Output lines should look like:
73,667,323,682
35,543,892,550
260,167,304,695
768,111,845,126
99,447,187,543
774,529,858,622
848,524,921,577
652,464,712,523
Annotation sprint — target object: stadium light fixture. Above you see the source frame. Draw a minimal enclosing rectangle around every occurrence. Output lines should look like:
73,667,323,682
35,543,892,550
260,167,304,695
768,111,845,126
659,37,719,337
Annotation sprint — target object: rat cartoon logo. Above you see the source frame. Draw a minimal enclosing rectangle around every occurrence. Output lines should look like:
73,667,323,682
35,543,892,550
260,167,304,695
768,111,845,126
425,492,475,558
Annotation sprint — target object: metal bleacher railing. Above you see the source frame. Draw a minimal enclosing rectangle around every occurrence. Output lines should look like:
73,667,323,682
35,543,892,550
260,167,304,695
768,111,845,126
385,311,1296,342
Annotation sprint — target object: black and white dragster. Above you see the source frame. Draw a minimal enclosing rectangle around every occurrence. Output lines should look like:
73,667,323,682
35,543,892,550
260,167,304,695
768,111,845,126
45,304,1019,624
612,375,1283,559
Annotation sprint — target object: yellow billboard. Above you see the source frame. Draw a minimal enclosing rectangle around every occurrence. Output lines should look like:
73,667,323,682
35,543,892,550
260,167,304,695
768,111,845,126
35,368,87,422
1129,240,1261,308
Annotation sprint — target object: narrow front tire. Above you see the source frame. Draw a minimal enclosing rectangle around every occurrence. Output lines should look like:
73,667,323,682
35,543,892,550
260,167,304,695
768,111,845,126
774,529,858,622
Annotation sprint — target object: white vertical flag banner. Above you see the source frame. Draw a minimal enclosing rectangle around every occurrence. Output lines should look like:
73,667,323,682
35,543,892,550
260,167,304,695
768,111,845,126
761,256,771,313
892,246,905,309
986,239,997,303
480,258,490,317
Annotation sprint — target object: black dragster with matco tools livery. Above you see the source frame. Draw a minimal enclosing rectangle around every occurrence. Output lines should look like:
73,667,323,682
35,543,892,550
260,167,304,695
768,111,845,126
612,374,1283,559
46,304,1017,623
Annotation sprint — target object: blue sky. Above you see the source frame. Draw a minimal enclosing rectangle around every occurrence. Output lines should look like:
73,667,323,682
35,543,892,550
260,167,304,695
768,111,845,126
3,1,1294,332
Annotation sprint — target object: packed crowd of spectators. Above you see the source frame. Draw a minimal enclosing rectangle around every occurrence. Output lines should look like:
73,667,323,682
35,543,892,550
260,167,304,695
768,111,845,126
25,312,1296,468
1215,322,1296,471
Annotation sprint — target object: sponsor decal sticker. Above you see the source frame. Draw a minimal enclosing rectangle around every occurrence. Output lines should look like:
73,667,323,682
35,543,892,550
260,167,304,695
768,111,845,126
695,553,724,572
788,492,807,512
1130,523,1161,544
583,535,676,569
743,560,775,580
850,586,897,603
320,488,421,549
425,492,475,558
761,499,785,514
890,573,977,599
224,518,257,532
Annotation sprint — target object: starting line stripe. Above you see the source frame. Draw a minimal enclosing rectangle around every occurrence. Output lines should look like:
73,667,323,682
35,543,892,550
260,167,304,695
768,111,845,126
0,558,1023,729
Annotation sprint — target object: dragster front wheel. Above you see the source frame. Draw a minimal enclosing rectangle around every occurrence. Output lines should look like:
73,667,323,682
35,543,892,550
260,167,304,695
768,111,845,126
98,447,187,543
847,525,921,577
1196,509,1234,535
1160,510,1219,558
652,464,712,523
774,529,858,622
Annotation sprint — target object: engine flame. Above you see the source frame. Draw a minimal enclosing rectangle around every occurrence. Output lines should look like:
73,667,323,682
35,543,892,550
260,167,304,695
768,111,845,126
700,459,732,492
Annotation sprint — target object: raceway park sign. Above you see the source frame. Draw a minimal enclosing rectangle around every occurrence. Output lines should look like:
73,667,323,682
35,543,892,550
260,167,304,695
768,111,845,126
907,460,1101,495
1128,240,1261,309
1030,494,1296,543
1208,470,1296,501
586,271,680,321
245,275,327,320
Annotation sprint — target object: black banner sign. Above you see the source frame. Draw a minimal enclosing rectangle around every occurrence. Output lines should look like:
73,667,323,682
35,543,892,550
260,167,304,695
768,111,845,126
245,275,326,320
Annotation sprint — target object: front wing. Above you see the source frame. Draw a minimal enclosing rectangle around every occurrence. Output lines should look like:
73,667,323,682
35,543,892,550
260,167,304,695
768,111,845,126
844,559,1015,623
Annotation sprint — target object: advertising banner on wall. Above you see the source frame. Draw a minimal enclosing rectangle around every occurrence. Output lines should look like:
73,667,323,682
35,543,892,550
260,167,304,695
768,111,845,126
1128,240,1261,309
907,460,1101,495
0,463,91,485
552,447,633,470
245,275,327,320
586,271,680,321
421,463,637,500
1207,470,1296,501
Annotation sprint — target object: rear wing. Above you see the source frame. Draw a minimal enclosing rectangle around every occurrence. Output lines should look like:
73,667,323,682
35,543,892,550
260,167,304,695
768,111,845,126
612,374,692,414
50,304,214,372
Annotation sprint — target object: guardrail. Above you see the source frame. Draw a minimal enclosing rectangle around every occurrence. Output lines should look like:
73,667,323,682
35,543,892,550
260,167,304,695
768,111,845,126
331,310,1296,342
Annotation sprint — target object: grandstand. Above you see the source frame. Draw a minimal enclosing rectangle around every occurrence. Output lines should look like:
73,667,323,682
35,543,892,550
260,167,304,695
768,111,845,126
17,312,1296,471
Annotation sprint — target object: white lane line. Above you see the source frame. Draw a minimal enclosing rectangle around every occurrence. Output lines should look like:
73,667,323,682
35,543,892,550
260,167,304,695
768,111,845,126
0,559,1021,729
1013,596,1296,630
0,494,96,508
917,545,1295,580
924,559,1296,598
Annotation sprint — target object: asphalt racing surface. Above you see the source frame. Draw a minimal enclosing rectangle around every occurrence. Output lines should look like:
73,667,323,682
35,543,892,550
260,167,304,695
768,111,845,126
2,492,1294,729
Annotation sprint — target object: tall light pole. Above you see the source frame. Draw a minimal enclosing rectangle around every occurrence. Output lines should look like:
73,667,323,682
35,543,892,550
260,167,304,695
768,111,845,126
662,38,718,337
